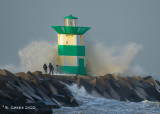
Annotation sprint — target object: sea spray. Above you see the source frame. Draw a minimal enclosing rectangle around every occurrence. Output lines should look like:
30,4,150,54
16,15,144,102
0,41,58,72
1,40,143,76
86,42,143,76
18,41,58,72
53,83,160,114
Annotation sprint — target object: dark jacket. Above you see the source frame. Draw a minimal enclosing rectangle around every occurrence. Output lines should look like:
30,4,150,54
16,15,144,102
49,63,54,70
43,64,47,70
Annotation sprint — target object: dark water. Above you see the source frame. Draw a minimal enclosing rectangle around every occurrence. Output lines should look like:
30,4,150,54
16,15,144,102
52,84,160,114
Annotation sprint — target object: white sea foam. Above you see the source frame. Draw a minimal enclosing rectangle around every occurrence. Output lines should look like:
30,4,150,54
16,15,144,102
52,83,160,114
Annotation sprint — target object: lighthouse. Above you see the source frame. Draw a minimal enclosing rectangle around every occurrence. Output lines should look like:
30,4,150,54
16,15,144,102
51,15,90,76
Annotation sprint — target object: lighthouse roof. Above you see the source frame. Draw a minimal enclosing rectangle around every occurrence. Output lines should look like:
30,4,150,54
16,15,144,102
51,26,90,35
64,14,78,19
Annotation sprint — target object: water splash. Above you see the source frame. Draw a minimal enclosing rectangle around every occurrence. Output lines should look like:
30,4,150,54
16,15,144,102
1,41,143,76
86,42,143,76
18,41,58,72
52,83,160,114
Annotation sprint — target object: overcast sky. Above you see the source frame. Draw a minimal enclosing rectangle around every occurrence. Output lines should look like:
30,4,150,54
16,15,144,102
0,0,160,77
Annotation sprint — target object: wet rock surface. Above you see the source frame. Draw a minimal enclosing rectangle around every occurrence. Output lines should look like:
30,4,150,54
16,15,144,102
0,69,160,113
55,74,160,102
0,70,79,114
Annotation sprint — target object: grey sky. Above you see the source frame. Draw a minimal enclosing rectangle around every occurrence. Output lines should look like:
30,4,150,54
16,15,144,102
0,0,160,77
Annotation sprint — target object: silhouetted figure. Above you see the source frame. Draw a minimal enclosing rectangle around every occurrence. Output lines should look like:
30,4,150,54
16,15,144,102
56,65,59,75
48,63,54,75
43,64,48,74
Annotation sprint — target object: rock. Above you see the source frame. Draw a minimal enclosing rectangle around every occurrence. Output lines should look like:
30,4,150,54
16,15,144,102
15,72,38,84
103,91,112,99
156,80,160,86
49,74,160,102
144,85,160,101
0,69,16,77
54,76,76,85
0,90,12,99
91,89,102,97
134,86,148,100
155,80,160,92
0,70,79,113
48,83,58,95
1,69,160,113
129,77,143,88
36,101,59,109
36,88,51,101
33,71,44,78
91,77,112,98
112,73,119,80
132,76,144,81
97,75,121,100
0,69,19,82
77,77,93,94
37,107,52,114
143,76,156,85
56,73,160,102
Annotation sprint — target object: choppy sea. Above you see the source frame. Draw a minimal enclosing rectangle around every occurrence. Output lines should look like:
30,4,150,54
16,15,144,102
52,84,160,114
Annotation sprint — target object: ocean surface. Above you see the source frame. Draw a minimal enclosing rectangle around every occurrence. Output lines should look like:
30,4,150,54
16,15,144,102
52,84,160,114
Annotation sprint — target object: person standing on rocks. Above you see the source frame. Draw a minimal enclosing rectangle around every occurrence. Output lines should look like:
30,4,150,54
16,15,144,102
43,64,48,74
56,65,59,75
49,63,54,75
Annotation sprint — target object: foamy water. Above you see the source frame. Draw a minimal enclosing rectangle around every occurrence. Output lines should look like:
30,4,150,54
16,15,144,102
52,84,160,114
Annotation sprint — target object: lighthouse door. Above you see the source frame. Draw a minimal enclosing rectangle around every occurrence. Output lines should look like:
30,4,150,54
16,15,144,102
78,58,86,76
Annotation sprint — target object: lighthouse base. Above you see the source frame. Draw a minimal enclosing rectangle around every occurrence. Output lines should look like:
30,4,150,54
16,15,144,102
58,58,86,76
58,66,86,76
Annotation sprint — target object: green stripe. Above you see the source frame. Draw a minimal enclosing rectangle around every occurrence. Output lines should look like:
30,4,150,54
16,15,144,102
59,65,86,76
58,45,85,56
59,66,78,74
78,58,86,76
78,67,86,76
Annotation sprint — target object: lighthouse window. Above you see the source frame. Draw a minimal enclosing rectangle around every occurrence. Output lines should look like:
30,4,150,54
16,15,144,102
65,19,69,26
73,19,77,26
65,19,77,26
70,21,72,26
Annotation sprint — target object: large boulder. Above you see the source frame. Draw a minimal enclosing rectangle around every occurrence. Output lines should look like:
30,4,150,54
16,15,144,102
0,70,80,113
76,77,93,94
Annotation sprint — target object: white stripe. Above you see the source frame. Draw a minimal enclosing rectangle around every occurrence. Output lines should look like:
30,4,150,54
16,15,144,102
58,56,86,67
58,34,85,46
58,56,78,66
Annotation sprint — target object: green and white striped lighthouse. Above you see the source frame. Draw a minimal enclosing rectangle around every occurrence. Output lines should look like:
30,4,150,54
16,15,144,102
51,15,90,76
